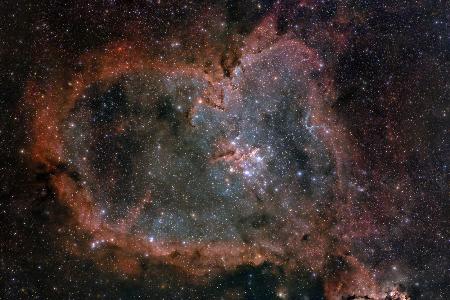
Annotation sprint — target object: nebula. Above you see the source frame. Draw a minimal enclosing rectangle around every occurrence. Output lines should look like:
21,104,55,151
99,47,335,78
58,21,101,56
3,1,448,299
24,10,401,299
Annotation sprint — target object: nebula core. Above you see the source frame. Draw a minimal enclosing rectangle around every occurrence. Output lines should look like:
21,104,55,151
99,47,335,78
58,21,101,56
1,1,448,299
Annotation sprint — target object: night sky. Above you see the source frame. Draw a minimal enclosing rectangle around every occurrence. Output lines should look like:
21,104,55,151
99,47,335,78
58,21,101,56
0,1,449,299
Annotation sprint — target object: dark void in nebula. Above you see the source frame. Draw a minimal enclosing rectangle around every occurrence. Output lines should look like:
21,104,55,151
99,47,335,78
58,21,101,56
1,1,448,299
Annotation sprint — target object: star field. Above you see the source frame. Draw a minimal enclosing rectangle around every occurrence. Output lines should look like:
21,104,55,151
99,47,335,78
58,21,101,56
0,1,448,299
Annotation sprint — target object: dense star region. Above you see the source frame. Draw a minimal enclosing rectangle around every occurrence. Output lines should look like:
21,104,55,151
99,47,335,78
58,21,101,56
1,1,449,299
